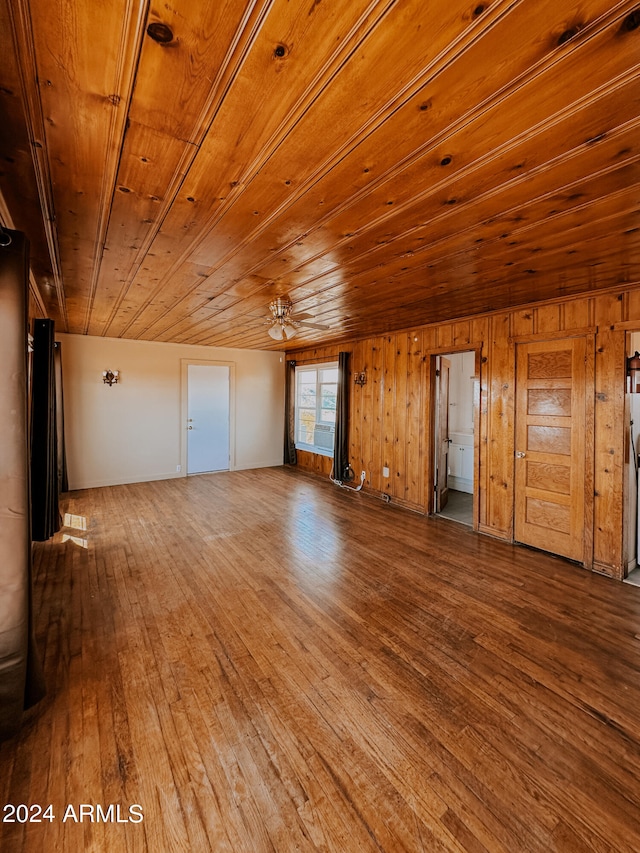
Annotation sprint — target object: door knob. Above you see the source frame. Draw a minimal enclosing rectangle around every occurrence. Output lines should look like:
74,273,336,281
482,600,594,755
515,451,526,458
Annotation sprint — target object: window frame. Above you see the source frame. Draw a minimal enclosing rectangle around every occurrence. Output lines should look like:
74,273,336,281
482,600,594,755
294,361,339,457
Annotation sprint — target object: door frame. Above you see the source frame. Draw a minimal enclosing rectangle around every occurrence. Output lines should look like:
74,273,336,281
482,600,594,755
429,348,481,528
180,359,236,476
435,356,451,512
622,329,640,576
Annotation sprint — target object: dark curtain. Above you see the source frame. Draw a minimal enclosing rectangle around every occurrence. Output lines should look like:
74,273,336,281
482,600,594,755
284,359,297,465
333,351,350,481
30,318,61,541
54,341,69,493
0,230,46,741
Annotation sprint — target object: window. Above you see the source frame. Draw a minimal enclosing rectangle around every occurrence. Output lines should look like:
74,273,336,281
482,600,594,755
295,362,338,456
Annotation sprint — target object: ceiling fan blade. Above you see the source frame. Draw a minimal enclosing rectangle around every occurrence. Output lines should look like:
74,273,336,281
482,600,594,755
297,320,331,331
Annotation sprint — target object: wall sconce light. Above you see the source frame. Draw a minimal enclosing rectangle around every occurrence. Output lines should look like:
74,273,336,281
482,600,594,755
102,369,119,386
354,371,367,387
628,353,640,393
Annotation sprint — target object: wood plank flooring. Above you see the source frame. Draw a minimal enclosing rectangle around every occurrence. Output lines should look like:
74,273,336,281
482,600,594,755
2,467,640,852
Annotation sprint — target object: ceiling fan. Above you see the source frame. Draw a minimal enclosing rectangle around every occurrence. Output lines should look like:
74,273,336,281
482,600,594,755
266,297,329,341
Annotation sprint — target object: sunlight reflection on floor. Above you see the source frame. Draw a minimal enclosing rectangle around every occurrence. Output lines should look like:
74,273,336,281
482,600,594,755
61,512,89,548
63,512,87,531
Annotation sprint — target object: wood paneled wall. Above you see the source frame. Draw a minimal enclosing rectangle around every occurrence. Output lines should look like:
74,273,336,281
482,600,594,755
288,287,640,579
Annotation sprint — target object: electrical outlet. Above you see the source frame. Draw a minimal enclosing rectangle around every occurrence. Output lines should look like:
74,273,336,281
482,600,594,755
382,466,389,478
361,470,366,480
176,464,181,472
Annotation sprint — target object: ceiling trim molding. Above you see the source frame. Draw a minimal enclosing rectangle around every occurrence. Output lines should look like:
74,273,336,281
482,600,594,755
8,0,67,329
0,185,48,319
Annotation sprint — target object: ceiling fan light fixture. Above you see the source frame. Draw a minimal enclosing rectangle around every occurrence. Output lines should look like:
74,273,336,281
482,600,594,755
283,322,298,340
269,297,292,320
268,323,285,341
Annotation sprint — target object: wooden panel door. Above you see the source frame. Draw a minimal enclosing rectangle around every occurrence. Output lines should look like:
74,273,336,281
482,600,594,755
435,357,451,512
514,338,587,562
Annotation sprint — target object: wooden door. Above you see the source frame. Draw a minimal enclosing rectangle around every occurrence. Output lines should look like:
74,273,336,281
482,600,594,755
435,357,451,512
514,338,587,562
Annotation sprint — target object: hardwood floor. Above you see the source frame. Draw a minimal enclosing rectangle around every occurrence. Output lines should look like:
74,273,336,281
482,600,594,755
2,467,640,852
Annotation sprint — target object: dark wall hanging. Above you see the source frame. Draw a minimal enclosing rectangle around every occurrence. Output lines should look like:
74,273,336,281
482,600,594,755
284,359,297,465
30,318,62,541
333,351,351,482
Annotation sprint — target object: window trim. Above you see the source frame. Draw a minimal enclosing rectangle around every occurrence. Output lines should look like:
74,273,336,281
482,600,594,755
294,361,338,457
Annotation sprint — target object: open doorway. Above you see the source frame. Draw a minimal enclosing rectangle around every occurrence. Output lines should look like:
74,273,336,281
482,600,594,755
434,350,476,526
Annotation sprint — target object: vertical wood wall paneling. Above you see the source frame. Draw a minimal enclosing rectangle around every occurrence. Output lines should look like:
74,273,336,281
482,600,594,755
510,308,536,339
423,352,436,516
350,341,363,475
436,323,452,351
394,334,410,502
535,303,561,336
370,340,384,494
452,321,471,349
288,287,640,577
483,313,514,540
566,296,595,332
407,332,425,509
478,335,490,531
360,339,375,489
583,337,596,569
382,335,395,500
593,293,626,577
472,316,489,531
627,290,640,322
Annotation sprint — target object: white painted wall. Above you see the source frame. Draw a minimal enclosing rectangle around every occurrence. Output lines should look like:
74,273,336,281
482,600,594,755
57,334,285,490
447,351,475,434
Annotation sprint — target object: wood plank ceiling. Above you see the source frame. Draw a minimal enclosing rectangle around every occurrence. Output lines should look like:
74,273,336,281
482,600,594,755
0,0,639,350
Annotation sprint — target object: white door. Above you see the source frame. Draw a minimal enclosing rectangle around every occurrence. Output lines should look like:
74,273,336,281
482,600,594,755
187,364,230,474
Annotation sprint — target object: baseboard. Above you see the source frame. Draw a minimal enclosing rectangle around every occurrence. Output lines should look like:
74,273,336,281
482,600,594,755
66,471,185,491
448,476,473,493
67,461,285,491
592,560,623,580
